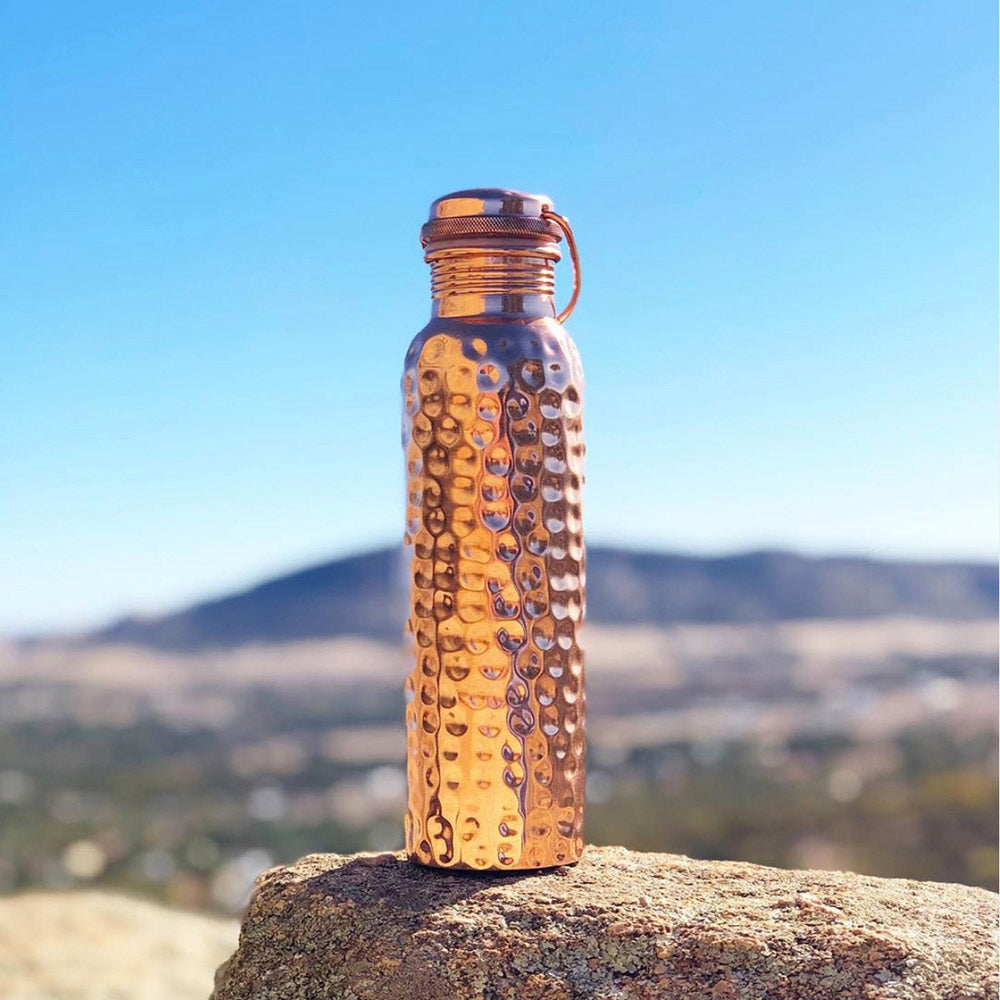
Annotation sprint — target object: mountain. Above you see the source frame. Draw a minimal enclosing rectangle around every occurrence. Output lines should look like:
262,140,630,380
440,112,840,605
89,546,997,651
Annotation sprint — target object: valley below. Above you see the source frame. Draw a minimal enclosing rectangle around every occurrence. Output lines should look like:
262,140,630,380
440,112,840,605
1,612,995,914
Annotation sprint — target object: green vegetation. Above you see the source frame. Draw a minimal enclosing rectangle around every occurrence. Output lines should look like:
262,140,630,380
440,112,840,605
587,732,998,888
0,689,994,913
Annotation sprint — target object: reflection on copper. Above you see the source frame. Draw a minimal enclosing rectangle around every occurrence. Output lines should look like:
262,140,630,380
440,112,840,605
403,189,586,870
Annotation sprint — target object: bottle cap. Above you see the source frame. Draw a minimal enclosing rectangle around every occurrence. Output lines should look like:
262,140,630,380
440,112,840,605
420,188,562,248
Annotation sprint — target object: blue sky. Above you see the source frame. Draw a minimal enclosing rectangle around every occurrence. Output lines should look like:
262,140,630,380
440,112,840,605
2,1,996,632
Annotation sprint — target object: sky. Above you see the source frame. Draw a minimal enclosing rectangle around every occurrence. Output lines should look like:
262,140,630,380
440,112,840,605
2,1,997,632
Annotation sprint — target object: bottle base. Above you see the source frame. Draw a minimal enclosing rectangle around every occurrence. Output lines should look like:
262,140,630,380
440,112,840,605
405,847,585,873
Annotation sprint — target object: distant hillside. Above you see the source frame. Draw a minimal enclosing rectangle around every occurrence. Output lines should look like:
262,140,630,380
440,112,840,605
89,546,997,651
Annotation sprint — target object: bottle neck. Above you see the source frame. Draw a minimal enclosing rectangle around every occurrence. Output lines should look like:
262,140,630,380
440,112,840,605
426,245,558,319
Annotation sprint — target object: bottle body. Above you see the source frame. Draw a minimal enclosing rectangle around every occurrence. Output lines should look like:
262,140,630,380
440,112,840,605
402,314,585,869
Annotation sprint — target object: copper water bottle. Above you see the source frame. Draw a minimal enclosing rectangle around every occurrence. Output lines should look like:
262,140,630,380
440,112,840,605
402,189,585,870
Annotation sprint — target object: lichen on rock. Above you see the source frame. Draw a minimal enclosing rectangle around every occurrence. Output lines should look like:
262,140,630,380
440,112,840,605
212,845,998,1000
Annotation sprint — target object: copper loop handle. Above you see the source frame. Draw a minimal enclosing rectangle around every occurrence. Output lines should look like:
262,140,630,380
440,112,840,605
541,207,580,323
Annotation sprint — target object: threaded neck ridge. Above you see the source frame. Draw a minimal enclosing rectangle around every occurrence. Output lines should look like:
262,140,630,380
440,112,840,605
426,246,558,318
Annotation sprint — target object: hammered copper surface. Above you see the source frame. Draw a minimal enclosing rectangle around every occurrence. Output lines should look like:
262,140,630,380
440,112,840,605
402,206,586,869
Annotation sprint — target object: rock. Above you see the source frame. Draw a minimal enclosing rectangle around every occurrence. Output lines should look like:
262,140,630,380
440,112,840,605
212,846,998,1000
0,891,238,1000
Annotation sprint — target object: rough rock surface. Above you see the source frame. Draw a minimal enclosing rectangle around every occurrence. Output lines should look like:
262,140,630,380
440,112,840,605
212,846,998,1000
0,891,238,1000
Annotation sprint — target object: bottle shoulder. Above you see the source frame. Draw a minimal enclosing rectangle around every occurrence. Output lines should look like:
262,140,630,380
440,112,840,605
404,317,580,373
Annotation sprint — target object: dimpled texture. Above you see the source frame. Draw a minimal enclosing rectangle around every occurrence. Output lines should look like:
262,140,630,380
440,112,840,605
402,319,585,870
